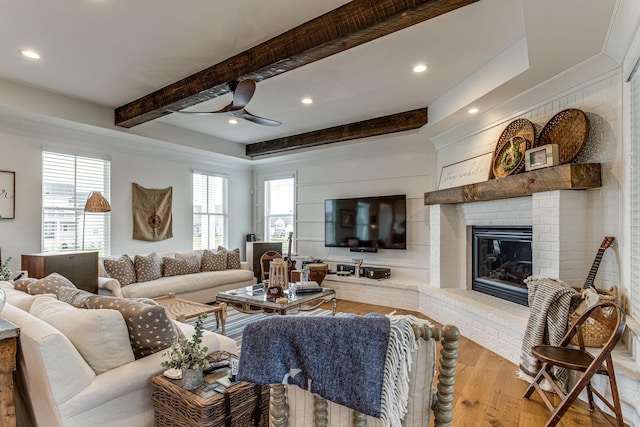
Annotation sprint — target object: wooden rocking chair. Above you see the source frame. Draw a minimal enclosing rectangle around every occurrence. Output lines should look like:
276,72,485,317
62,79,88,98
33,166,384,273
523,301,626,426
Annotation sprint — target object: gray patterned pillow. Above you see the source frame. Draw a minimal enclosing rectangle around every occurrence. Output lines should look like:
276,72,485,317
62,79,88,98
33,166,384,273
134,253,162,282
162,256,199,277
13,277,37,293
218,246,241,270
103,255,137,286
201,249,227,272
27,273,77,295
55,287,94,308
85,295,179,359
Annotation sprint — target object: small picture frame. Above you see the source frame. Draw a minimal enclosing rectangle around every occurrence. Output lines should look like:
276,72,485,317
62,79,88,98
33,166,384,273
525,144,559,171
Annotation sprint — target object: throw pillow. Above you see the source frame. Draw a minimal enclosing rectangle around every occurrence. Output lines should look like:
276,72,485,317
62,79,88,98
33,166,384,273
134,253,162,282
13,277,37,293
30,297,135,374
55,287,94,308
201,249,227,272
218,246,241,270
85,295,179,359
27,273,77,295
103,255,137,286
163,256,199,277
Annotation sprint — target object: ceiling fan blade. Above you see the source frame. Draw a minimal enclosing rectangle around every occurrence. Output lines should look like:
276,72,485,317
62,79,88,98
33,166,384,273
167,101,234,115
237,109,282,127
230,79,256,110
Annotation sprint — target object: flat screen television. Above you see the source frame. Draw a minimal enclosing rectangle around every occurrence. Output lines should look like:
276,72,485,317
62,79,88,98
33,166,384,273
324,195,406,250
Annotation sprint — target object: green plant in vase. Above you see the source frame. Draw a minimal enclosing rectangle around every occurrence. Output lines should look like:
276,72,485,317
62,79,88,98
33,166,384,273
0,256,12,281
161,313,210,389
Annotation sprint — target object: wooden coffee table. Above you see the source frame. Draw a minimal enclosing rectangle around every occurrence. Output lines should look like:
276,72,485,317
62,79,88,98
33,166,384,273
154,294,227,335
216,285,336,316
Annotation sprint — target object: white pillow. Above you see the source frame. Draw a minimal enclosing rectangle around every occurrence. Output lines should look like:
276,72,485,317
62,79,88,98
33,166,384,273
30,298,135,374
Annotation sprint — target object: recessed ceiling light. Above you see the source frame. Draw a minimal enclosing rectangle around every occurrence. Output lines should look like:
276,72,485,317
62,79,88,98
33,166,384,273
228,118,238,125
468,107,479,114
19,49,40,59
413,64,427,73
301,97,313,104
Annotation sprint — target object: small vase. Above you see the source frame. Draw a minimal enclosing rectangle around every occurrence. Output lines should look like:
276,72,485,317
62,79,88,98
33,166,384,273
181,367,203,390
0,288,5,314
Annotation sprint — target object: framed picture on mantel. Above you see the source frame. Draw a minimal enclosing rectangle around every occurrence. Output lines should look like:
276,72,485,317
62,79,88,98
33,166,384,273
0,170,15,219
438,152,493,190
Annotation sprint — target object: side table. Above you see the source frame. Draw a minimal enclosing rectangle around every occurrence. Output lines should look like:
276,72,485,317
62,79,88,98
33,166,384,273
0,318,19,427
152,370,269,427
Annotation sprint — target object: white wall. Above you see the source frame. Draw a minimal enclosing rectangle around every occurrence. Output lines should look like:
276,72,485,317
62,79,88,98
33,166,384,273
252,131,436,281
0,115,253,273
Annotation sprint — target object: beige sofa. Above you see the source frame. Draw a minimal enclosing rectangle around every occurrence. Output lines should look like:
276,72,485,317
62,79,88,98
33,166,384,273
99,250,256,303
0,282,237,427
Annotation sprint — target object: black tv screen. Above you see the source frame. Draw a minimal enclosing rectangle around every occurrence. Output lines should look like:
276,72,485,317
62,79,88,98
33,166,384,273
324,195,406,249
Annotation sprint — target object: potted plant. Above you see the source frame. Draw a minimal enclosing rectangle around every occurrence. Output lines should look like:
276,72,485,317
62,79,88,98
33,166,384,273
161,313,210,390
0,256,11,281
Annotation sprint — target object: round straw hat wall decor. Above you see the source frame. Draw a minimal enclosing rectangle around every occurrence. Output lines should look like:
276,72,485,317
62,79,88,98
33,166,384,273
537,108,589,164
492,118,535,179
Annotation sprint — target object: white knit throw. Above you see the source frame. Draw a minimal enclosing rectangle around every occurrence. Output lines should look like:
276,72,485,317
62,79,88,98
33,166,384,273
379,315,426,427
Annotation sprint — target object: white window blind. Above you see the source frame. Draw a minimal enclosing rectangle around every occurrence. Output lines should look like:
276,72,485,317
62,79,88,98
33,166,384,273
42,152,111,255
193,173,227,250
630,62,640,320
264,176,295,254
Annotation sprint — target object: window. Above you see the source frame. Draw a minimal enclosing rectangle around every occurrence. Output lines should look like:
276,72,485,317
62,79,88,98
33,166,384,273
42,152,111,255
193,173,228,249
630,61,640,320
264,175,295,255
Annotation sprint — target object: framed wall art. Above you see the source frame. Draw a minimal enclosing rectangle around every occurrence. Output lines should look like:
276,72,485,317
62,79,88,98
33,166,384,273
0,170,15,219
438,152,493,190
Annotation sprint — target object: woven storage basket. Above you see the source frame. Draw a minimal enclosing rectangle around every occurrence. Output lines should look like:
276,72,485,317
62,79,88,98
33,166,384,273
568,285,617,347
152,374,269,427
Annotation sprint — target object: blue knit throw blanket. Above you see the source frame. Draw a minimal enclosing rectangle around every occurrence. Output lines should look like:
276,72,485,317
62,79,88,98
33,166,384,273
237,314,392,419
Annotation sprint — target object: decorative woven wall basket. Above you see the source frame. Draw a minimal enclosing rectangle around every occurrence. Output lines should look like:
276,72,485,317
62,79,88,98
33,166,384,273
568,285,617,347
538,108,589,164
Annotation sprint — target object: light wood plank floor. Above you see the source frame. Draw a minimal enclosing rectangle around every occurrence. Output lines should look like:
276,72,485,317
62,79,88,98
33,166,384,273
321,299,619,427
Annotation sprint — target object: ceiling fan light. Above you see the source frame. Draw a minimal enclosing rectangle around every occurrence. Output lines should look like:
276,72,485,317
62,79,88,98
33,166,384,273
413,64,427,73
301,97,313,104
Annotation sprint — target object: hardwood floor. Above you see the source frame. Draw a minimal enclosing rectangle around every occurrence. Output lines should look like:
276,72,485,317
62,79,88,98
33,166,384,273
322,299,618,427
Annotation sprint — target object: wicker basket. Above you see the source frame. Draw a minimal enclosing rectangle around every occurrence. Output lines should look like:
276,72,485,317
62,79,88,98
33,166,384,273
568,285,617,347
152,374,269,427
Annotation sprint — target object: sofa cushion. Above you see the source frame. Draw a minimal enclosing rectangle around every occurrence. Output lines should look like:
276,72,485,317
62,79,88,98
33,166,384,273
3,286,55,312
85,295,179,359
27,273,77,295
103,255,136,286
218,246,241,269
201,249,226,272
13,277,37,293
134,253,162,282
30,297,135,374
163,256,199,277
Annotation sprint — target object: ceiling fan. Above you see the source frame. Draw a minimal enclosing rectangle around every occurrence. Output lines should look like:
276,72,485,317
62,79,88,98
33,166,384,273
168,79,282,126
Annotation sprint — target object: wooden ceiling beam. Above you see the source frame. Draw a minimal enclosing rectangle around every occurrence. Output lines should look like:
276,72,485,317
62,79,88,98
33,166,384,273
245,107,427,157
114,0,477,128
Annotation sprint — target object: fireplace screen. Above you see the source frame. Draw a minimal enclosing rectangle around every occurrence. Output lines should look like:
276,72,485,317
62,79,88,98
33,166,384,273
472,226,532,306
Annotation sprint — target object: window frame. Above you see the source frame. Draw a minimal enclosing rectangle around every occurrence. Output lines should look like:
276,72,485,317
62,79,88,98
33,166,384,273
192,171,229,250
41,151,111,256
262,173,296,256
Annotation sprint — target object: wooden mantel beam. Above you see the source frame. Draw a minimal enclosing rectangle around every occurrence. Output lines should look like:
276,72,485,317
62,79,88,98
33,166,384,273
114,0,477,128
245,107,427,157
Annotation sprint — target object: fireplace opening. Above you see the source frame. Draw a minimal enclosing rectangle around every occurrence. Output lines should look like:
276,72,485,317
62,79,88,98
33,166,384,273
472,226,532,306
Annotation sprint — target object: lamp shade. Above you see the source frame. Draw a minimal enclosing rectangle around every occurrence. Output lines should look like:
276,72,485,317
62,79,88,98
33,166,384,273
84,191,111,213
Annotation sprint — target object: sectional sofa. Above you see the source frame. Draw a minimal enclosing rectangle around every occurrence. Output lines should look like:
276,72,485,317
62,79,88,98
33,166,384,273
0,279,236,427
99,248,256,303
